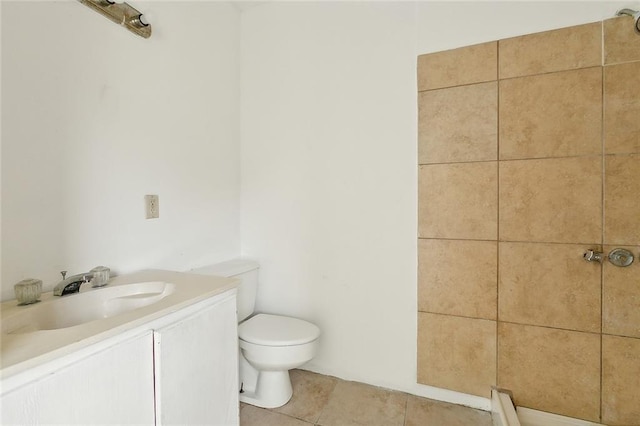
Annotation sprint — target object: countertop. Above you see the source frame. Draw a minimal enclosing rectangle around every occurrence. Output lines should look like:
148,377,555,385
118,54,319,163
0,270,237,383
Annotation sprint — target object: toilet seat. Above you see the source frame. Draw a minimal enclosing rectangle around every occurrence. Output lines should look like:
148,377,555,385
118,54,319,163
239,314,320,346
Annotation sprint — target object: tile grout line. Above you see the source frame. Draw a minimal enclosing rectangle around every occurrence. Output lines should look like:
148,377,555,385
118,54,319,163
402,392,409,426
495,39,501,393
313,375,339,426
421,310,613,337
599,22,605,422
418,63,604,93
418,152,605,167
417,237,608,247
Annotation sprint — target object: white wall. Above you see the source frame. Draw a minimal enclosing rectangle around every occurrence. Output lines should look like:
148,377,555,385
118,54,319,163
1,1,241,301
240,1,631,409
2,0,633,410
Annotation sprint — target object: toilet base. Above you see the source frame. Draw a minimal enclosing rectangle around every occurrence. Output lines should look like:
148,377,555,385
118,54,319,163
240,370,293,409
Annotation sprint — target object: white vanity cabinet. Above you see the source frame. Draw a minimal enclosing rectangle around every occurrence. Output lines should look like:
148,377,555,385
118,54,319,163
1,331,156,425
0,288,238,426
154,294,238,425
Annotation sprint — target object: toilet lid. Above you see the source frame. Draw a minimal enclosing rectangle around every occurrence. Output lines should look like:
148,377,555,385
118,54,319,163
238,314,320,346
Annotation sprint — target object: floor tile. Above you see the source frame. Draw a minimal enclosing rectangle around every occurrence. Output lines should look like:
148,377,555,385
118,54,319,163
405,395,492,426
241,370,493,426
240,403,313,426
273,369,338,423
317,380,407,426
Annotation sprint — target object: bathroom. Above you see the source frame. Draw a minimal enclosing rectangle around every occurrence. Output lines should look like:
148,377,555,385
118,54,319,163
1,1,638,425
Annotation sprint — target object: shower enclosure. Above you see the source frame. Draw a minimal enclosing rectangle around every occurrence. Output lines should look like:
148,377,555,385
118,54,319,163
417,11,640,426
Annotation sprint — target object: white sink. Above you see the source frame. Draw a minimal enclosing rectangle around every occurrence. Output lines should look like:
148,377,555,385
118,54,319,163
2,281,175,334
1,270,238,377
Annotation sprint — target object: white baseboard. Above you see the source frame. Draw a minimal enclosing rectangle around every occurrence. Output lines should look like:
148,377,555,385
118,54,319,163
517,407,604,426
491,389,521,426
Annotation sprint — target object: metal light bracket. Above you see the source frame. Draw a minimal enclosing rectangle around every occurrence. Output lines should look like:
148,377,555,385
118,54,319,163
77,0,152,39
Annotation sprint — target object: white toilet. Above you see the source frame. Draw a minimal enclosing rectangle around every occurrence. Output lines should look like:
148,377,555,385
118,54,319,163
192,259,320,408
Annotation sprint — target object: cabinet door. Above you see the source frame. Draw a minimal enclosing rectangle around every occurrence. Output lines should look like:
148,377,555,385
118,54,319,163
1,331,155,425
154,296,238,426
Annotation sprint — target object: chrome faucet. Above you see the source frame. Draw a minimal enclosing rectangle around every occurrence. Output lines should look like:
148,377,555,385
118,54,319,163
53,272,94,296
53,266,110,296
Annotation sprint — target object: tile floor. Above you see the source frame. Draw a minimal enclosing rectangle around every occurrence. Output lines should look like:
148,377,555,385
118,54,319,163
240,369,492,426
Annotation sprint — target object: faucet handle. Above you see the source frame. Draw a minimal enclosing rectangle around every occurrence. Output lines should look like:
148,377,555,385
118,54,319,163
583,249,603,263
60,270,68,280
90,266,110,287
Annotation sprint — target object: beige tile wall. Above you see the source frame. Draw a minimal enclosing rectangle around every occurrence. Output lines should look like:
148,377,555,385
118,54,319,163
498,323,601,422
602,335,640,425
498,22,602,78
417,41,497,91
603,244,640,339
419,239,497,320
499,67,602,160
418,313,496,397
498,242,601,333
418,162,497,240
418,82,497,164
604,62,640,154
417,16,640,424
499,157,602,243
604,154,640,245
604,17,640,64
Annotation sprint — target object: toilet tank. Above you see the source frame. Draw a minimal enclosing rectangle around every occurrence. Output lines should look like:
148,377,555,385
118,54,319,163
191,259,259,322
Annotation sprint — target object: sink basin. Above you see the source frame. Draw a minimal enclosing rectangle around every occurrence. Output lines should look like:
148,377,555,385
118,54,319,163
3,281,175,334
1,270,237,377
